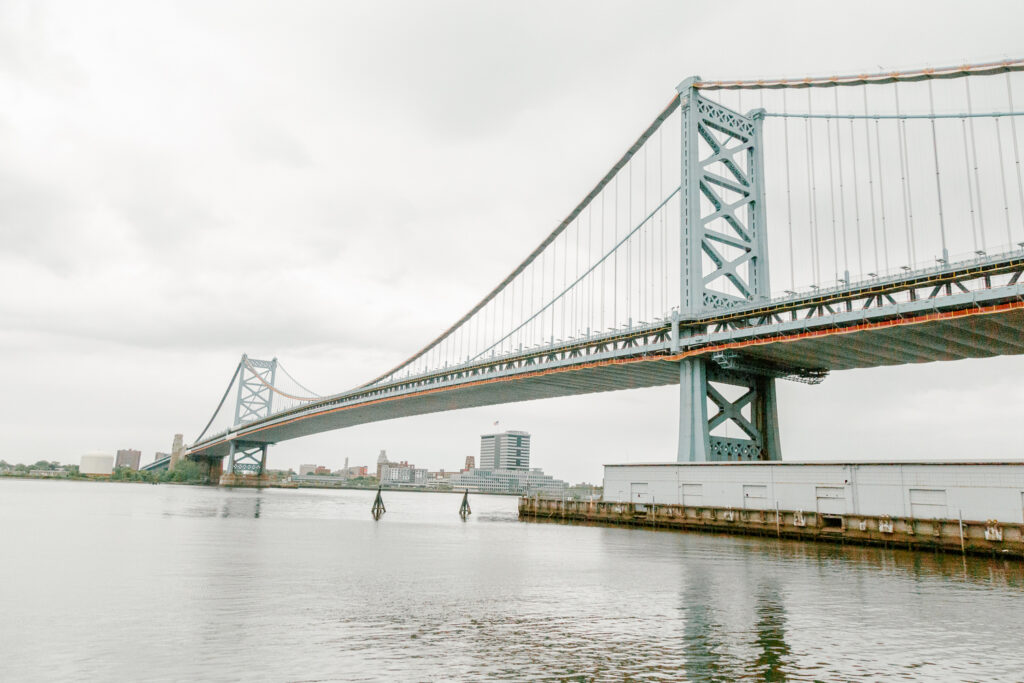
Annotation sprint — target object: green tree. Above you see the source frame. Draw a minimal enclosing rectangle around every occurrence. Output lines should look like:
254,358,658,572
159,459,205,483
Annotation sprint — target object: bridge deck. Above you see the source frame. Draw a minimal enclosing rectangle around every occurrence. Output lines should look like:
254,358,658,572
189,298,1024,458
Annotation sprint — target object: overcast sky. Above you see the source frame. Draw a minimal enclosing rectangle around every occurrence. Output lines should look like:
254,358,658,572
3,1,1024,482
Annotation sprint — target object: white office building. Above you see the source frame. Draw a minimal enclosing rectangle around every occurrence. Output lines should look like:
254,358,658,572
448,467,567,496
380,462,428,486
452,430,565,495
480,431,530,470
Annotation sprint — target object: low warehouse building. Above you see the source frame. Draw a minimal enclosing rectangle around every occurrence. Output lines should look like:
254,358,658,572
602,462,1024,523
520,461,1024,557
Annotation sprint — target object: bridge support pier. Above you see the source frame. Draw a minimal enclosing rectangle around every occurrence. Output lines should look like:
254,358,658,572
220,441,271,486
678,359,781,462
187,455,224,484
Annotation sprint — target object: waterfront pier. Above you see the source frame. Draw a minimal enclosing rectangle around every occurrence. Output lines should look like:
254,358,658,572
521,461,1024,557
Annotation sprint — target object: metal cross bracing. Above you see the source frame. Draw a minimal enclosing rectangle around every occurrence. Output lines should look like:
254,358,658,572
186,59,1024,468
188,354,322,476
677,77,779,462
235,356,277,426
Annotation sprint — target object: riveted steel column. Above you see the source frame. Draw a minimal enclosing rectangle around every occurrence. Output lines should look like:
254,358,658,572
677,76,710,462
678,357,710,462
678,76,702,318
748,109,781,461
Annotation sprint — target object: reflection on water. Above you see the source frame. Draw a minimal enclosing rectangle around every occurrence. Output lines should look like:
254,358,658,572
220,493,262,519
1,479,1022,682
681,567,724,681
752,586,789,681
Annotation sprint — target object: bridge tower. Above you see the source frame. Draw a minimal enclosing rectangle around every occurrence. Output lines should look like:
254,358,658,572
676,78,781,462
224,354,278,479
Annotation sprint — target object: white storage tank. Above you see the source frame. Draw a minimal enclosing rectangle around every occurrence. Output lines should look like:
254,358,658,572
80,451,114,476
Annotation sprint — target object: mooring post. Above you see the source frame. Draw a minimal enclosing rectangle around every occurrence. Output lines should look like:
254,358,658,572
459,489,471,518
371,486,386,520
958,509,966,555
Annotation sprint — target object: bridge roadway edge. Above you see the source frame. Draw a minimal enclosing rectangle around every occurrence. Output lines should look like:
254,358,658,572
188,299,1024,459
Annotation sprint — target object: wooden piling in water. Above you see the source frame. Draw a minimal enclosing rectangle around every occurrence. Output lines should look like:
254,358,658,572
371,487,386,520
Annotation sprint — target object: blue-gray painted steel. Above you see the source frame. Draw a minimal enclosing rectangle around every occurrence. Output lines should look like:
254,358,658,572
676,80,780,462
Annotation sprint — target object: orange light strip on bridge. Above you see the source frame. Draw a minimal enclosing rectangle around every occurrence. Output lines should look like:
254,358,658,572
192,299,1024,454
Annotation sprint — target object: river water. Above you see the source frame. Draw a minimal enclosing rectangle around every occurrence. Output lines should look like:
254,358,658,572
1,479,1023,682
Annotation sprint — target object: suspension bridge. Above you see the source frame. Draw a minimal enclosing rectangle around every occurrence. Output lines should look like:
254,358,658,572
184,59,1024,481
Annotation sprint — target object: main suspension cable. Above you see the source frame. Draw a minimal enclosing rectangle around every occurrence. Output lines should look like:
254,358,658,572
193,360,242,444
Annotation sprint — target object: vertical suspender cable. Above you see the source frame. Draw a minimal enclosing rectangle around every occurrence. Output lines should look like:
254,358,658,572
1007,73,1024,242
848,117,864,277
577,214,585,333
873,115,891,273
995,116,1013,247
926,80,949,262
627,160,633,325
589,202,598,333
834,89,850,279
825,116,840,281
806,89,821,284
661,125,667,316
894,84,916,266
782,90,796,290
601,190,606,329
551,230,557,341
614,175,619,327
642,144,648,321
562,225,568,339
525,266,530,348
961,116,980,253
539,250,545,341
863,88,881,274
966,78,988,253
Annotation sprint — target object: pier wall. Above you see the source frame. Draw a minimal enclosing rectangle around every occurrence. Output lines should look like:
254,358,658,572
517,462,1024,557
518,497,1024,557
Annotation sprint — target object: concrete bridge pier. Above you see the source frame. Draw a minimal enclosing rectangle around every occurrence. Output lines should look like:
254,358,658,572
187,455,224,484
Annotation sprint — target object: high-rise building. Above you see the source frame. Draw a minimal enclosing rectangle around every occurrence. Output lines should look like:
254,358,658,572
462,456,475,472
115,449,141,470
479,431,530,471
